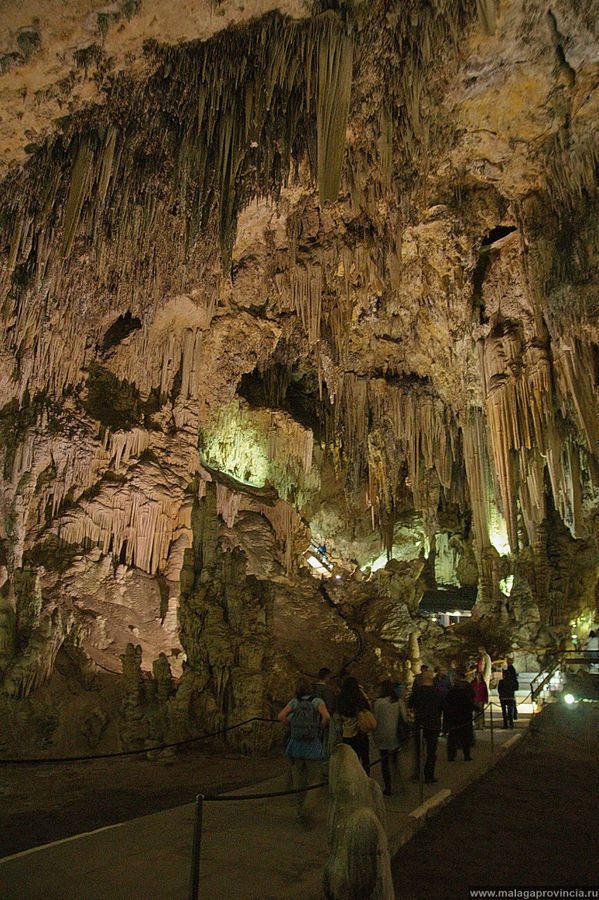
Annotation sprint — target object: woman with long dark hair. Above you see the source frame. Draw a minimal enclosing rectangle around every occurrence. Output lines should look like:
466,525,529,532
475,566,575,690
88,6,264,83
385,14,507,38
336,676,372,774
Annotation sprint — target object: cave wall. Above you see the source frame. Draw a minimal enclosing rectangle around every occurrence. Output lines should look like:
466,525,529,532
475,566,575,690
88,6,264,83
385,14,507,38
0,0,598,753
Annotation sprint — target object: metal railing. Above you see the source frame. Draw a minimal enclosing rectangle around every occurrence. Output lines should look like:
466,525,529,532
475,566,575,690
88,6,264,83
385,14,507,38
529,650,598,703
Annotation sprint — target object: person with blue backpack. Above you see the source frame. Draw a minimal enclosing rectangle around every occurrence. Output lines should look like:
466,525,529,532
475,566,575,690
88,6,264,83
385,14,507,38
278,679,330,824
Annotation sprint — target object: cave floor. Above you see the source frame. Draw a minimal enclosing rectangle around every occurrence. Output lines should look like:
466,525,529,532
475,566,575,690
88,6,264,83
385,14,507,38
0,742,285,858
391,701,599,898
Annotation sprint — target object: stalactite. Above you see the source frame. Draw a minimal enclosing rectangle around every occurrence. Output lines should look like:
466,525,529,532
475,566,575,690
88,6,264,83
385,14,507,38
61,138,95,258
257,499,300,575
108,428,151,471
216,483,241,528
545,130,599,215
330,373,461,536
476,0,497,35
317,12,354,204
292,261,323,345
479,313,599,547
462,409,492,556
58,474,193,576
552,340,599,456
0,0,483,415
199,399,317,506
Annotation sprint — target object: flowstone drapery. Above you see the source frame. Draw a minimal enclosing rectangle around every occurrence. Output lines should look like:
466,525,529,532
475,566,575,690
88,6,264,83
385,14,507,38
177,485,275,752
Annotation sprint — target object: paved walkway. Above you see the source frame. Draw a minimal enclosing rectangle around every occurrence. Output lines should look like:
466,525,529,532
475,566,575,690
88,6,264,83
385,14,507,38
0,722,524,900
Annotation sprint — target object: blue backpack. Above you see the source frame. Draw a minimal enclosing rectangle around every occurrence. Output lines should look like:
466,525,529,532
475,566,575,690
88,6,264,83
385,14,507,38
290,697,320,741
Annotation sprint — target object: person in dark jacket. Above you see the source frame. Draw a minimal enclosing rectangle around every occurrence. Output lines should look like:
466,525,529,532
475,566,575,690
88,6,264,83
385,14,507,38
498,669,516,728
445,668,475,760
505,656,519,719
408,670,442,783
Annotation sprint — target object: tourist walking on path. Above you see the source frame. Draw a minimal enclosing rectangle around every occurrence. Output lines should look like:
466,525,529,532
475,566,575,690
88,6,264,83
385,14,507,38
278,679,330,822
336,676,373,775
471,670,489,730
373,679,407,795
313,666,336,774
408,670,442,783
445,668,475,761
433,666,451,698
498,669,516,728
413,664,429,689
505,656,519,718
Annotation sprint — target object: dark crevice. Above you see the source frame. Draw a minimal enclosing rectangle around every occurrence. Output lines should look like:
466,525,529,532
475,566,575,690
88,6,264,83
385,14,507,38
481,225,517,247
237,365,329,439
101,312,142,353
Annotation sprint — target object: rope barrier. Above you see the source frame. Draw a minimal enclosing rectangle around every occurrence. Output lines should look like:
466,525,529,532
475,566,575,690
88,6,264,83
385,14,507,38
199,781,328,802
196,749,386,803
0,716,278,765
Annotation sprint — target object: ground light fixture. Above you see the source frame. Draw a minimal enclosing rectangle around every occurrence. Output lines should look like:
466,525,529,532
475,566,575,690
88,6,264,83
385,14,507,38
563,693,577,705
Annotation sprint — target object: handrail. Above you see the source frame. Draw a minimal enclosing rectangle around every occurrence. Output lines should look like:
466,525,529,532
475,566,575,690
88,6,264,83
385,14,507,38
529,650,598,702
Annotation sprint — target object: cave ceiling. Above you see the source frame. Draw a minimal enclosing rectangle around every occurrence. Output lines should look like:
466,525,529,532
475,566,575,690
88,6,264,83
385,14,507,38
1,0,599,697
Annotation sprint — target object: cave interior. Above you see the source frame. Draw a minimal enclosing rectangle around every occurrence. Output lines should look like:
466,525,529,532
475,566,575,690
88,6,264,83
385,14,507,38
0,0,598,757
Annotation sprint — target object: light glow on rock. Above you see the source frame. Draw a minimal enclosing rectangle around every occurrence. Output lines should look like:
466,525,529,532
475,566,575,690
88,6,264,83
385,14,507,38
488,508,511,556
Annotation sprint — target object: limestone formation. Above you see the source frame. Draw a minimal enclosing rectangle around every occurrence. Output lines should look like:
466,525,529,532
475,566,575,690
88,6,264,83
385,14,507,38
0,0,598,755
324,743,394,900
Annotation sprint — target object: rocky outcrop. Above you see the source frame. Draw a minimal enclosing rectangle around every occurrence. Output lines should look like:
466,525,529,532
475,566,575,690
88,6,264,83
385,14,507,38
324,743,394,900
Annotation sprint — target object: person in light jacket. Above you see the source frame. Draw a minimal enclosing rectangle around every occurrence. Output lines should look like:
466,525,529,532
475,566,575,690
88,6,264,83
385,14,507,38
373,679,408,795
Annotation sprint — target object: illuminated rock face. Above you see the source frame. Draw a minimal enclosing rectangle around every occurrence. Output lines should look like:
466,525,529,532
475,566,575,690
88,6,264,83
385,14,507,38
0,0,599,753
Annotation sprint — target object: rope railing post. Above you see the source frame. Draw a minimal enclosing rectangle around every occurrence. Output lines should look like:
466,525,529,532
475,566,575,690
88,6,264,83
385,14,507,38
251,719,258,779
189,793,204,900
489,700,494,757
418,726,424,804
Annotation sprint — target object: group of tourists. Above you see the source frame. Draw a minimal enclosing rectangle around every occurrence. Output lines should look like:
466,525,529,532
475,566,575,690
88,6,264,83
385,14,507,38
277,651,521,818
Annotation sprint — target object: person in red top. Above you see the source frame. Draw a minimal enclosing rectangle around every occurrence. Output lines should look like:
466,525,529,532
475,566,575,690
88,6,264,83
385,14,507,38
471,670,489,729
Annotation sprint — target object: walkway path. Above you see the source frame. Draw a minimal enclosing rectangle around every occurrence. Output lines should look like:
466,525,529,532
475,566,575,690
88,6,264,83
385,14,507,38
0,722,522,900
